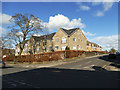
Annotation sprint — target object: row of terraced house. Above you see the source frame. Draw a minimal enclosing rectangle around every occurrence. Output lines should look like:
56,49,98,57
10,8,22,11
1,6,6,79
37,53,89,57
15,28,102,56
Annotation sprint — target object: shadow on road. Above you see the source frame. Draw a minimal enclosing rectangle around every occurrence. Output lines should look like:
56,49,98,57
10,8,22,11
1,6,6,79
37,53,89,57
0,66,14,69
99,55,120,68
99,55,113,62
2,67,120,88
110,63,120,68
92,66,107,71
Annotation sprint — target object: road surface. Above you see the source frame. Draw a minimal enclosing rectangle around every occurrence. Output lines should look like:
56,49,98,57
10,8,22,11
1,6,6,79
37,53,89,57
1,55,120,88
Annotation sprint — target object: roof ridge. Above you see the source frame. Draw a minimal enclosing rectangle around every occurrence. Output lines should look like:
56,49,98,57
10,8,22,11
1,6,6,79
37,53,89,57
61,28,79,36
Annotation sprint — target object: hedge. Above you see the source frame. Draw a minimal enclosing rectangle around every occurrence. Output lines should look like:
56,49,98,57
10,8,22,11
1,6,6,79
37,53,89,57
2,50,106,63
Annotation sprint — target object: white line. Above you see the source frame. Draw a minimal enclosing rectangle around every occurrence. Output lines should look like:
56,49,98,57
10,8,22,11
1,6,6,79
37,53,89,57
3,77,40,88
83,66,90,68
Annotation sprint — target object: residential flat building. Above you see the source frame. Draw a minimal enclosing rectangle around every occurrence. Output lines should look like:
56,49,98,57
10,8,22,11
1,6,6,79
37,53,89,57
86,41,102,51
15,28,102,56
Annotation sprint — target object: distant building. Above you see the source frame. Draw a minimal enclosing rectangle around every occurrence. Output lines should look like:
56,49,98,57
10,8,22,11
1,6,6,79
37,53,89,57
15,28,102,56
86,41,102,51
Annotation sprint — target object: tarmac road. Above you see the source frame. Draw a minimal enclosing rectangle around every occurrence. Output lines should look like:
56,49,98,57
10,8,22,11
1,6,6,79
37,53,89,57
1,55,120,88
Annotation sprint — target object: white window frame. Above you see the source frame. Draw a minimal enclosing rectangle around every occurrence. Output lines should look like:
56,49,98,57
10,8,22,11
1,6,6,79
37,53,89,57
37,48,39,53
78,45,80,50
37,42,40,46
62,45,66,51
73,45,76,50
62,37,66,43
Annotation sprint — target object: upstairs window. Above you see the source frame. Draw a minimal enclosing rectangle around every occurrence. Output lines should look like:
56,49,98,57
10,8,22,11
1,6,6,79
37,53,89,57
73,37,76,42
55,37,59,42
37,42,40,46
37,48,39,53
62,37,66,43
55,46,59,50
49,40,52,43
49,46,52,50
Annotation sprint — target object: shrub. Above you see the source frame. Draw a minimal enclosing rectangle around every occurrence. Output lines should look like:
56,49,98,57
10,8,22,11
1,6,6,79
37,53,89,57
39,55,50,62
65,46,70,50
50,54,62,61
66,50,75,58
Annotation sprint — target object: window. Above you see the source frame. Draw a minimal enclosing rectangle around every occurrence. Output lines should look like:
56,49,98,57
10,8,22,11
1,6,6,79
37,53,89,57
78,45,80,50
37,48,39,53
62,37,66,43
29,42,31,46
55,46,59,50
49,46,52,50
62,45,66,50
77,31,81,36
37,42,40,46
78,38,80,42
55,37,59,42
49,40,52,43
33,41,35,46
43,41,47,46
73,37,76,42
73,45,76,50
25,44,27,47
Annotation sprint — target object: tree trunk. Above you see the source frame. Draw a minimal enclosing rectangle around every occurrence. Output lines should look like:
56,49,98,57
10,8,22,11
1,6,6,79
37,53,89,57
19,35,26,55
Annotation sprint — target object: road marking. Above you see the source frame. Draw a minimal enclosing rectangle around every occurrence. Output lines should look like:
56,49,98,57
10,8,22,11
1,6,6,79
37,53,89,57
102,65,106,68
3,77,40,88
91,65,94,66
86,61,92,64
83,66,90,68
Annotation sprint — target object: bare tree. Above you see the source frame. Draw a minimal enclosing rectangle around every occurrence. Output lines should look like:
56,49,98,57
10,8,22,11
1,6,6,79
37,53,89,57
7,13,43,55
42,23,49,52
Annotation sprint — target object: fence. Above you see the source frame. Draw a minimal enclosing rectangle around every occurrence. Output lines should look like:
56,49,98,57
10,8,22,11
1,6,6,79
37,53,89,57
3,50,107,63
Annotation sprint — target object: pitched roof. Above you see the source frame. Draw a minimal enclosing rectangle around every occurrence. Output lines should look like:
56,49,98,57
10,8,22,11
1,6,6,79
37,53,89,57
61,28,79,36
31,32,56,41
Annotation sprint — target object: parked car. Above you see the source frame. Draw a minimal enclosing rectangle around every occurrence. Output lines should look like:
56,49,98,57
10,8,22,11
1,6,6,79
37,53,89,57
0,60,6,68
108,53,116,59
